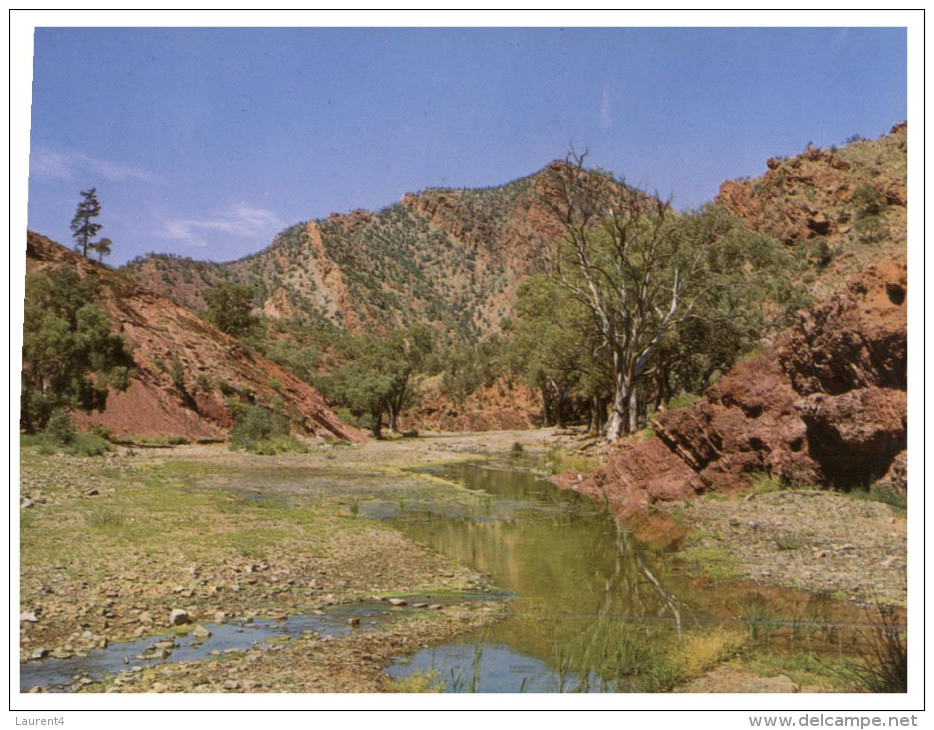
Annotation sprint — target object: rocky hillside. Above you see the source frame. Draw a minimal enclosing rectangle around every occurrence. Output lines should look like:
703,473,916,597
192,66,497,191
125,167,568,340
24,232,365,443
717,122,907,288
562,258,907,511
125,125,908,348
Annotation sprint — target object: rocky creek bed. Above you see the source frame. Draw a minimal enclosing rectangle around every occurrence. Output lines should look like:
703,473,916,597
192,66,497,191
19,429,909,693
659,489,907,608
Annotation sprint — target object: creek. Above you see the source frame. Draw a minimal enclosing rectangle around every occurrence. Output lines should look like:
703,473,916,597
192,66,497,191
383,462,862,692
382,462,687,691
20,602,405,692
20,454,863,693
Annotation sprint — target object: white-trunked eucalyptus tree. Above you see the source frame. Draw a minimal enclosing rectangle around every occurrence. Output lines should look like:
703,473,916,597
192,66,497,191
541,153,797,440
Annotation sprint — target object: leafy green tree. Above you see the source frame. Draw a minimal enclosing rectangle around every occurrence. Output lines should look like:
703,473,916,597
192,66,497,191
228,402,289,450
438,337,505,408
317,324,433,437
21,268,133,432
90,237,113,263
266,338,321,383
204,281,259,338
70,188,103,258
505,277,593,428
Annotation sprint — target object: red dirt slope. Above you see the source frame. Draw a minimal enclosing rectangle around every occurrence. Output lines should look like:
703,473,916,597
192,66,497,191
24,232,366,443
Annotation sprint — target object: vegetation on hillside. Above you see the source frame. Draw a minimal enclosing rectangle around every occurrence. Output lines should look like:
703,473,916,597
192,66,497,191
58,126,905,442
314,324,435,437
21,268,134,432
204,280,262,339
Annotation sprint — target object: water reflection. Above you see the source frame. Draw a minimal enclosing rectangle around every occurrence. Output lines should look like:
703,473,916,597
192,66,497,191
387,463,869,692
389,463,691,691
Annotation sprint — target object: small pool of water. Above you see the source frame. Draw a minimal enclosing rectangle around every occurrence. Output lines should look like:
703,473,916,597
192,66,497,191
385,642,604,693
383,462,865,692
20,602,398,692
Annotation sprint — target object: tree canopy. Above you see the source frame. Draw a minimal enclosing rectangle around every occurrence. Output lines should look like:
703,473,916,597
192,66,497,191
534,153,804,439
204,281,260,339
21,268,133,432
316,324,434,437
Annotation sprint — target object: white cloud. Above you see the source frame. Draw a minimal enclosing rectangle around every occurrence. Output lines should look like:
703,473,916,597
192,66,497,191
158,205,285,247
600,87,612,130
30,148,164,184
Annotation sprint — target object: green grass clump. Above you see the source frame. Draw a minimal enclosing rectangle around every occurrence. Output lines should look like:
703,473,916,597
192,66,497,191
666,391,702,411
679,544,739,583
843,604,907,693
389,669,444,693
22,417,111,457
243,434,310,455
68,432,110,456
544,446,601,475
852,482,907,514
746,472,785,496
772,533,804,551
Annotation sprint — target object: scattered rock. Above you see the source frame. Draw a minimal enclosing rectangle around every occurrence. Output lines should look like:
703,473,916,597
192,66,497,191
169,608,191,626
387,598,407,607
20,612,39,623
191,625,212,640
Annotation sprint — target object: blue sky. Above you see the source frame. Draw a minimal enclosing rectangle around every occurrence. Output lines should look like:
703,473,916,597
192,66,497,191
24,24,908,266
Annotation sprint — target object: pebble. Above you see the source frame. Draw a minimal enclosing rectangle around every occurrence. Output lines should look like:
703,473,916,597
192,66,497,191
21,612,39,623
387,598,407,607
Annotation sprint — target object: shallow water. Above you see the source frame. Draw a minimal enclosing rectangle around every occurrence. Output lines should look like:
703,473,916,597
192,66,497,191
22,457,866,693
380,463,685,691
20,602,398,692
383,462,864,692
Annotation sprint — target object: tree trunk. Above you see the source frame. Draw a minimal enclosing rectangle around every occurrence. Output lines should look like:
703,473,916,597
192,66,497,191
387,406,398,434
627,383,640,434
370,409,383,439
604,372,628,441
540,384,554,427
551,380,568,429
588,395,607,435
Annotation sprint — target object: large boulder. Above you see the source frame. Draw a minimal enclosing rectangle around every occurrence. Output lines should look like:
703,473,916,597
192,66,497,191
797,387,907,487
